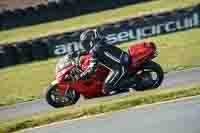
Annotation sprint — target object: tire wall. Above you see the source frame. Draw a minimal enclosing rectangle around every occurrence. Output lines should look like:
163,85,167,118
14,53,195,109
0,0,153,30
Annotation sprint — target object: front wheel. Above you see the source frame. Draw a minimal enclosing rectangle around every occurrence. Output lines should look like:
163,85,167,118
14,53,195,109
45,85,80,108
135,61,164,91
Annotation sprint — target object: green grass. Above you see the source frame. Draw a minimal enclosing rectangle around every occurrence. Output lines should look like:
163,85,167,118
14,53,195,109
0,0,199,44
0,28,200,106
1,84,200,133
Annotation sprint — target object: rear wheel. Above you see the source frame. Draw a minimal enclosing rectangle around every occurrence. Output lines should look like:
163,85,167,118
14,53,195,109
45,85,80,108
135,61,164,91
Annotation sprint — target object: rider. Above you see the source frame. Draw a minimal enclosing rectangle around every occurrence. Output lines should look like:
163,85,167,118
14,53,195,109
78,29,130,95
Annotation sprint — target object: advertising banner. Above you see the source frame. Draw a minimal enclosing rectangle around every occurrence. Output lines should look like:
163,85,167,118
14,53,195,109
48,5,200,56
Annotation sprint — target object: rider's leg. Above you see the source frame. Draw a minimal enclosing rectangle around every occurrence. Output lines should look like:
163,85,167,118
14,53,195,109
103,65,126,95
102,52,130,95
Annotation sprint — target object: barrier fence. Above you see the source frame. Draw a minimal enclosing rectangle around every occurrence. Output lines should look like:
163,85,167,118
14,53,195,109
0,4,199,68
0,0,152,31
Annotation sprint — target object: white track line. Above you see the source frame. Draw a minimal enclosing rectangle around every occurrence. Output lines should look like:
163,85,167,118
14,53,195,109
18,95,200,133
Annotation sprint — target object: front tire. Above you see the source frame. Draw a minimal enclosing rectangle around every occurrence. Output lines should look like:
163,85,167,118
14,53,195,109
135,61,164,91
45,85,80,108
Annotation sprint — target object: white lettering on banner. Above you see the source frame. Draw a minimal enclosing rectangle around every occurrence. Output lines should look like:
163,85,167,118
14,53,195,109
106,34,118,44
53,12,199,56
54,45,67,55
165,21,177,32
54,42,84,56
136,25,156,39
106,30,137,44
193,13,199,26
106,13,199,44
118,32,130,42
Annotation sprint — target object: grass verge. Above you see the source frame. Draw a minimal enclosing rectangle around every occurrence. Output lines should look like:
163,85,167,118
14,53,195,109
0,84,200,133
0,0,199,44
0,28,200,106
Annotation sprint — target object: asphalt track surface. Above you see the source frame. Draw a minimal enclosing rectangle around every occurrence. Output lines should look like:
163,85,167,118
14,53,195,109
1,67,200,123
20,95,200,133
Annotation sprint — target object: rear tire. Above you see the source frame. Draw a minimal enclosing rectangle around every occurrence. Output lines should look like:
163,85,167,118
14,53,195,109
45,85,80,108
135,61,164,91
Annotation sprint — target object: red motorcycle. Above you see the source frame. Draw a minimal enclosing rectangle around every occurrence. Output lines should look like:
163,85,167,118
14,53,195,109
46,41,164,108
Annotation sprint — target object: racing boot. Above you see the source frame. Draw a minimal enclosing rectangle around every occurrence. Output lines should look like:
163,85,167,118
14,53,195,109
102,85,117,96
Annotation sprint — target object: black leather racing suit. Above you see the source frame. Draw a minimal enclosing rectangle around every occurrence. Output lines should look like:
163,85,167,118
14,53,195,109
80,38,130,92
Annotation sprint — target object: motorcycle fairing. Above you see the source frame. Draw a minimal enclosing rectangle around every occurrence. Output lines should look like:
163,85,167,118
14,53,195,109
56,41,157,98
128,42,156,67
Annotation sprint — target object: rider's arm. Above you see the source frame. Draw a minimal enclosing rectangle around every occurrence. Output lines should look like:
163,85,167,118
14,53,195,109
79,51,98,80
